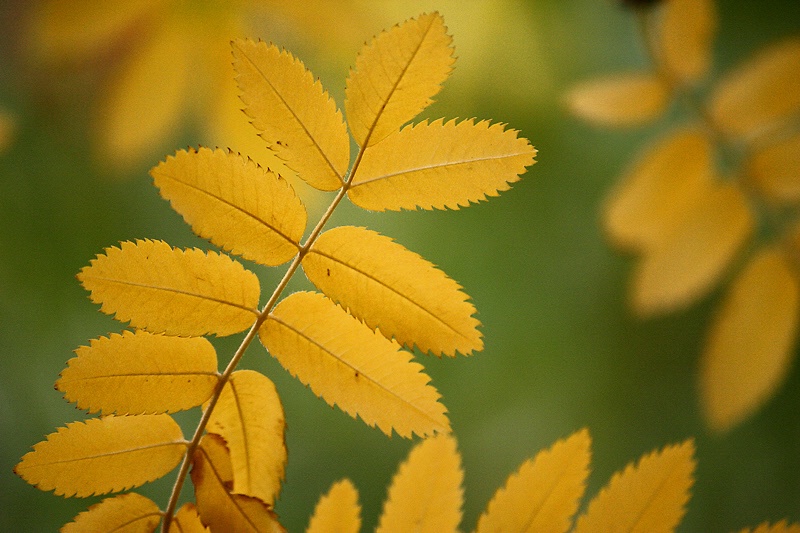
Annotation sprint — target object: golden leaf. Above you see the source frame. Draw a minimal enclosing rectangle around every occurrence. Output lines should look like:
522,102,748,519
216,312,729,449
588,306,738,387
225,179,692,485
15,415,185,497
573,440,695,533
259,291,450,438
746,132,800,203
191,434,286,533
306,479,362,533
700,248,799,432
95,22,191,170
78,239,260,337
377,434,463,533
348,119,536,211
62,493,161,533
710,38,800,139
657,0,717,84
475,428,591,533
170,503,210,533
603,128,714,251
232,39,349,191
738,522,800,533
303,225,482,356
345,12,454,147
632,183,753,316
206,370,287,505
151,147,306,267
57,330,219,415
565,73,670,126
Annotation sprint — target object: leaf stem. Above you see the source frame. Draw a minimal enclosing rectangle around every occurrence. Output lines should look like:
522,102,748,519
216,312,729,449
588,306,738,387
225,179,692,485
160,165,359,531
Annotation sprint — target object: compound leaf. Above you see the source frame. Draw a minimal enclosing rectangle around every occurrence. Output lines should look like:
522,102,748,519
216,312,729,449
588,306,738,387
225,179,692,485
303,225,481,356
345,12,454,147
475,428,591,533
62,493,161,533
57,330,219,415
259,291,450,438
573,440,695,533
206,370,287,505
700,248,800,432
78,239,260,337
151,147,306,267
632,183,753,316
566,73,670,126
306,479,361,533
657,0,717,84
233,39,349,191
191,434,285,533
348,119,535,211
376,434,463,533
15,415,186,497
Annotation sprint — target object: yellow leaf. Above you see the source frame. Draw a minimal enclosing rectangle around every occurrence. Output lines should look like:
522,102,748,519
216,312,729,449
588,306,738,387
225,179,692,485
747,132,800,203
700,248,799,432
62,493,161,533
475,428,591,533
344,12,454,147
192,434,286,533
57,330,219,415
303,226,482,356
573,440,695,533
232,39,349,191
348,119,536,211
151,147,306,267
565,73,670,126
738,521,800,533
632,183,753,316
206,370,287,505
15,414,185,497
603,128,714,251
376,434,463,533
95,22,191,170
657,0,717,84
710,38,800,139
306,479,361,533
170,503,210,533
259,291,450,438
78,239,260,337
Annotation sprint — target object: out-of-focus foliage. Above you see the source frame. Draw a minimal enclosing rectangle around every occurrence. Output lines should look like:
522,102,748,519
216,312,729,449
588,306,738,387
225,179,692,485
567,0,800,433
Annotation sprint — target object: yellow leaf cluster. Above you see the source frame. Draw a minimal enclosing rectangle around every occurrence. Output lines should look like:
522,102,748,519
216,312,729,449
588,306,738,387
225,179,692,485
17,11,535,531
567,0,800,432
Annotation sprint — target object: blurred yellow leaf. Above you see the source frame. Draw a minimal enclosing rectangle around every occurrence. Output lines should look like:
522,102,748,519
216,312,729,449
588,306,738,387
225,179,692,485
259,291,450,438
306,479,361,533
15,415,185,497
475,428,591,533
572,440,695,533
604,128,714,251
700,248,799,433
191,434,285,533
657,0,717,84
747,132,800,203
78,239,260,337
632,183,753,316
206,370,286,506
232,39,349,191
710,38,800,139
376,434,463,533
151,147,306,266
170,503,209,533
345,12,454,147
738,522,800,533
348,119,536,211
57,330,219,415
62,493,161,533
303,225,482,356
566,73,670,126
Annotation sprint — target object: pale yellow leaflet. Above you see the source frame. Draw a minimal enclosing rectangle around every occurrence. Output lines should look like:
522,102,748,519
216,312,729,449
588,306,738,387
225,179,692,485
565,73,670,126
62,493,161,533
657,0,717,84
306,479,361,533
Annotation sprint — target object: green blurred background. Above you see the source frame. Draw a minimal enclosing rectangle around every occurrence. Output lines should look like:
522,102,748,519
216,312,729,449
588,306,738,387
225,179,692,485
1,0,799,531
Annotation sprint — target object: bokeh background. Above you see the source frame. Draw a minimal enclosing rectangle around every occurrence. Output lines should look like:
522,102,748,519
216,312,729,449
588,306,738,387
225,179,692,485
1,0,799,531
